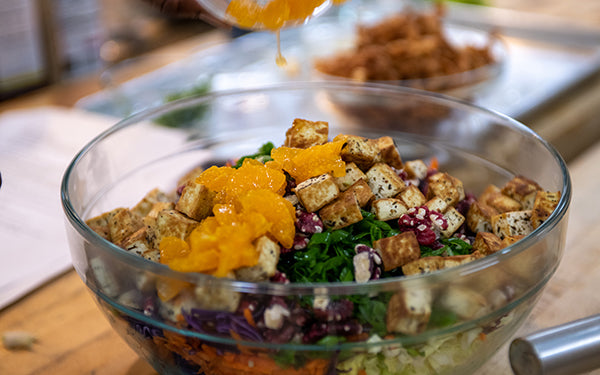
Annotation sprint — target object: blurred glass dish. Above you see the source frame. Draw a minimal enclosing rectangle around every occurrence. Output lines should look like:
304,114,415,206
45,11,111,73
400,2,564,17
62,81,570,375
311,8,508,100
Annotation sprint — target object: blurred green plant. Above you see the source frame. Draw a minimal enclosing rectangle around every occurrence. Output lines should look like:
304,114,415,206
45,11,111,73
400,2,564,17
154,81,211,128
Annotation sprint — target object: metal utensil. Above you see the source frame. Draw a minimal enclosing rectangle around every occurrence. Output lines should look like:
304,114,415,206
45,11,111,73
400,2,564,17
509,314,600,375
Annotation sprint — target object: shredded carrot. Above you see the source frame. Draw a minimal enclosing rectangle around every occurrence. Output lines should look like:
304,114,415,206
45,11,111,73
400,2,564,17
429,156,439,171
479,332,487,341
243,308,257,327
358,370,367,375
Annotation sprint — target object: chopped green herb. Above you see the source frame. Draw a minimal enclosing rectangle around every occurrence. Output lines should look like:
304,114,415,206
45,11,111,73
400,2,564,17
233,142,275,168
427,308,459,328
420,237,472,257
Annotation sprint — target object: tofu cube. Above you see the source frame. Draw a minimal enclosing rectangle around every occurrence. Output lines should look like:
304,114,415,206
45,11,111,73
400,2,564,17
176,166,204,189
502,235,526,248
501,175,542,210
194,280,241,313
108,208,144,245
119,227,160,261
373,231,420,271
375,136,403,169
343,179,374,207
439,207,465,238
175,180,217,221
491,210,533,240
153,209,200,247
284,118,329,148
132,188,171,217
438,287,489,320
235,236,281,282
404,159,429,180
365,163,406,199
531,191,561,229
371,198,408,221
319,191,363,230
334,162,367,191
424,196,448,214
86,210,114,241
467,201,498,233
336,134,380,171
397,184,427,208
401,253,481,276
386,288,432,335
472,231,503,256
426,172,465,207
480,184,521,213
295,173,340,212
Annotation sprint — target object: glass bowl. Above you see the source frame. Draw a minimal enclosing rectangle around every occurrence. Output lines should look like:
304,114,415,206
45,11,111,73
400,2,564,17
61,81,570,375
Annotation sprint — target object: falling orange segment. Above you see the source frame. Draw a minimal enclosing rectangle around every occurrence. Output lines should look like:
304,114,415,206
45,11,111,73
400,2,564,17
271,140,346,182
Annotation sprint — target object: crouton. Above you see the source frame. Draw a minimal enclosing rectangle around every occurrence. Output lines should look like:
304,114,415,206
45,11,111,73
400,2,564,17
472,231,503,256
439,207,465,238
386,288,432,335
375,136,403,169
335,134,380,171
235,236,280,282
119,227,159,261
467,201,498,233
284,118,329,148
371,198,408,221
531,191,561,229
334,162,367,191
401,253,481,276
491,210,533,240
404,159,429,180
365,163,406,199
424,196,448,214
373,231,420,271
397,184,427,208
175,180,216,221
108,208,144,245
295,173,340,212
132,188,172,217
342,179,374,207
479,184,521,213
153,209,200,247
426,172,465,206
319,191,363,230
501,175,542,210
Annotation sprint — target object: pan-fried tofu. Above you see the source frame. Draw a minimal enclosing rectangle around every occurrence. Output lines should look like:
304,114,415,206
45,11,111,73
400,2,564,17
153,209,200,247
108,208,144,245
373,231,420,271
86,210,115,241
438,286,489,320
119,227,160,261
175,180,216,221
334,162,366,191
404,159,428,180
491,210,533,240
502,235,526,248
336,134,380,171
472,231,503,256
284,118,329,149
371,198,408,221
397,184,427,208
386,288,432,335
235,236,280,282
467,201,498,233
401,253,481,276
375,136,403,169
531,191,561,229
439,207,465,238
319,191,363,230
479,184,521,213
342,179,374,207
295,173,340,212
424,196,448,214
194,281,241,313
426,172,465,207
501,176,542,210
365,163,406,199
132,188,172,217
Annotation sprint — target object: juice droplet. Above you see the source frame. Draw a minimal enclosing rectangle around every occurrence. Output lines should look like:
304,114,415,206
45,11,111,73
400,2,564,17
275,30,287,67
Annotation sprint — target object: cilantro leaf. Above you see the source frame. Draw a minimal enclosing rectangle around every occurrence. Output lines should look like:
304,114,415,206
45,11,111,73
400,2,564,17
233,142,274,168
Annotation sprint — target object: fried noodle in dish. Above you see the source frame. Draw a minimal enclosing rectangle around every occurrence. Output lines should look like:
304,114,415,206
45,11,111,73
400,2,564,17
313,5,497,90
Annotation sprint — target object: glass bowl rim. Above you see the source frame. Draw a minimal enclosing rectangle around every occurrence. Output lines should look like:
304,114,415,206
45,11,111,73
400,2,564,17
61,81,572,296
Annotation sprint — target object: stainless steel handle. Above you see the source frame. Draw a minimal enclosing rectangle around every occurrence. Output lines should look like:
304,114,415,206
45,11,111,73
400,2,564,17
509,314,600,375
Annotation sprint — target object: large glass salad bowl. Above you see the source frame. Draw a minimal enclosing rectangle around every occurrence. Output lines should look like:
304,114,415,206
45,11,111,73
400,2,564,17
61,82,570,375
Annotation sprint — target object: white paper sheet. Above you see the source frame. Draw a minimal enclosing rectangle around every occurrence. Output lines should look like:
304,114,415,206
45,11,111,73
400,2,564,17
0,107,117,309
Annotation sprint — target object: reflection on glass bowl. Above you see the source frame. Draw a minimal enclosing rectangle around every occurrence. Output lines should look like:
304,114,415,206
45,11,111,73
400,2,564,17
62,82,569,375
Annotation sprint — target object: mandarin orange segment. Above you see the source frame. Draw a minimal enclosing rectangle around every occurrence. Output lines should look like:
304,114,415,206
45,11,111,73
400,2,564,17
159,236,190,264
156,278,190,302
240,190,296,248
271,140,346,182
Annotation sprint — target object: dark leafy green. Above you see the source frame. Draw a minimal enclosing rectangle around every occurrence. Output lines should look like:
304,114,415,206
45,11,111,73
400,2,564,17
233,142,275,168
420,237,472,258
